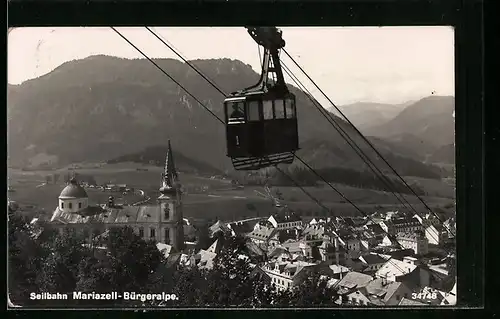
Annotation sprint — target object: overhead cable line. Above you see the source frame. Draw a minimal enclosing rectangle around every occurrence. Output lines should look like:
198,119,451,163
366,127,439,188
280,61,417,214
141,27,412,250
115,26,411,274
282,64,415,210
280,62,447,244
111,27,225,125
144,28,378,222
145,26,228,97
115,27,351,226
282,49,455,238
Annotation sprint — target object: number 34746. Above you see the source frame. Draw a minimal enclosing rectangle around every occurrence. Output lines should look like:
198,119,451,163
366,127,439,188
412,292,438,300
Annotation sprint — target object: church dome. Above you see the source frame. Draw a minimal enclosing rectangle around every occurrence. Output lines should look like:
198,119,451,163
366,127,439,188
59,178,88,199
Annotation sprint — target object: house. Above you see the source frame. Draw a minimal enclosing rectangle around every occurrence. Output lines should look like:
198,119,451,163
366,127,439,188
334,271,373,300
281,239,313,260
320,264,350,280
157,242,175,259
358,253,388,274
268,210,303,230
375,247,416,260
317,240,346,265
268,246,295,261
356,278,413,306
191,249,217,270
206,238,225,254
260,260,318,291
302,224,326,243
380,235,396,247
364,223,386,240
246,225,278,249
227,220,256,237
278,228,300,243
386,217,423,235
376,257,431,290
425,224,448,246
345,290,372,306
341,234,361,256
208,220,232,238
396,231,429,255
384,211,399,220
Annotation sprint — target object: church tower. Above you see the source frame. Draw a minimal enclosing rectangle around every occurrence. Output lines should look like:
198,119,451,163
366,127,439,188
158,140,184,252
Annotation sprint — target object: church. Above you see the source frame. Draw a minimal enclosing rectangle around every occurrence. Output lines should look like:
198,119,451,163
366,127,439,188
49,141,187,252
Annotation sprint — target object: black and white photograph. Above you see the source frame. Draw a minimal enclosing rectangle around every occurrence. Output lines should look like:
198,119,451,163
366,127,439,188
7,26,456,308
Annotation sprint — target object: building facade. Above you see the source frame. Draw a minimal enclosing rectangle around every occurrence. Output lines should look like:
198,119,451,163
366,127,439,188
396,231,429,255
48,140,185,252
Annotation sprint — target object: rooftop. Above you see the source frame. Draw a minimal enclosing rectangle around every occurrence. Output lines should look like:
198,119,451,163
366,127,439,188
364,278,404,304
396,231,426,241
335,271,373,291
389,217,421,226
247,226,276,241
50,205,192,226
359,254,388,265
270,211,302,224
375,258,417,278
262,260,316,278
59,178,88,199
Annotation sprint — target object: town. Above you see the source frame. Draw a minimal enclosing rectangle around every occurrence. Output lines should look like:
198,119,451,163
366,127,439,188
8,143,457,308
8,26,457,308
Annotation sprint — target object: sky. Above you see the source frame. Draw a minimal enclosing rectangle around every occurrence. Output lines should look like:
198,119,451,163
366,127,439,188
8,26,455,106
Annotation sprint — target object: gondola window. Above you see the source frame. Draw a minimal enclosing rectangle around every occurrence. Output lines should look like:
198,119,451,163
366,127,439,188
263,100,274,120
274,99,285,119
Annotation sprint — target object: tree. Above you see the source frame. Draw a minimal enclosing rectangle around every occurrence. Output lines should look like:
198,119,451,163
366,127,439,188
101,227,163,293
200,236,272,307
195,224,212,251
274,273,338,307
8,214,48,305
36,231,92,306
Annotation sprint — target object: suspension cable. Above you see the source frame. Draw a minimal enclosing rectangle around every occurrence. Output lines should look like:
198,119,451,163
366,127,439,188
143,28,374,222
114,26,414,275
111,27,224,125
280,62,445,244
145,26,228,97
281,61,416,213
282,48,454,237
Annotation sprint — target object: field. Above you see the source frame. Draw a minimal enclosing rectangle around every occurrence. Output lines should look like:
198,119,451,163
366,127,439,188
8,163,456,223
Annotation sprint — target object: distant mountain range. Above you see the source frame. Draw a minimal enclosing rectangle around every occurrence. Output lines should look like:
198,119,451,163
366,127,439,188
365,95,455,164
7,55,451,180
332,101,413,131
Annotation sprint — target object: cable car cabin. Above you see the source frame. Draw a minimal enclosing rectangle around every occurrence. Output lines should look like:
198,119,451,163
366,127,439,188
224,91,299,170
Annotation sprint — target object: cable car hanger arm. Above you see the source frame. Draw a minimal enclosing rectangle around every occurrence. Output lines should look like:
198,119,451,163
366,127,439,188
230,27,288,96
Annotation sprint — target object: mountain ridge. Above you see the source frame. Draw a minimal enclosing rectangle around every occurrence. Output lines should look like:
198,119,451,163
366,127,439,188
365,95,455,163
8,55,444,180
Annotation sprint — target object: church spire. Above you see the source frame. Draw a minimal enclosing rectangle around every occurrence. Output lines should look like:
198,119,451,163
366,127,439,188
159,140,179,196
